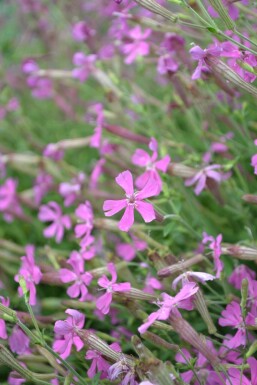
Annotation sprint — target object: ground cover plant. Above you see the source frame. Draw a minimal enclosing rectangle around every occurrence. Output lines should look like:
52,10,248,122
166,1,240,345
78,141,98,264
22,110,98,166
2,0,257,384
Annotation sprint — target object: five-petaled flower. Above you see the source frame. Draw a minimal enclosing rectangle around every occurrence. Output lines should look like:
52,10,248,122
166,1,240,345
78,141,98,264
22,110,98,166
132,138,170,194
14,245,42,306
53,309,85,359
38,201,72,243
96,263,131,314
202,232,223,278
103,170,159,232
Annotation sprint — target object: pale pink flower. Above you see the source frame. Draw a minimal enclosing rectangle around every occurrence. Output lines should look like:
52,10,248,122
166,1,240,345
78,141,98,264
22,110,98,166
116,235,147,261
9,326,30,354
89,103,104,149
33,172,53,205
96,263,131,315
103,170,159,232
138,283,198,334
59,173,85,207
60,259,93,301
0,178,23,222
43,144,64,161
189,45,222,80
228,265,256,290
251,139,257,174
38,202,72,243
72,53,97,82
172,271,216,290
86,342,121,379
14,245,42,306
108,357,138,385
185,164,229,195
202,232,223,278
122,26,151,64
132,138,170,193
75,201,94,248
53,309,85,359
90,158,106,189
72,21,95,42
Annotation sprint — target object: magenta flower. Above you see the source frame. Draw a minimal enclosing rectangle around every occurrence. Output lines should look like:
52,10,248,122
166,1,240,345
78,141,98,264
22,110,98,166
89,103,104,149
96,263,131,315
138,283,198,334
75,201,94,249
90,158,106,189
33,172,53,205
185,164,228,195
60,259,93,301
86,342,121,379
43,144,64,161
157,54,178,75
132,138,170,193
144,275,163,295
0,296,9,339
108,358,138,385
38,202,72,243
53,309,85,359
227,357,257,385
72,52,96,82
189,45,222,80
59,173,85,207
219,301,254,348
172,271,216,290
251,139,257,174
72,21,95,42
9,326,30,354
0,178,23,222
122,26,151,64
202,232,223,278
14,245,42,306
116,235,147,261
103,170,159,232
228,265,256,290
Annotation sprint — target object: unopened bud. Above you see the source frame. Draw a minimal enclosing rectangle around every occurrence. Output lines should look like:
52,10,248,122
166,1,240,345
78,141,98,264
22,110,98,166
206,57,257,99
158,254,205,277
208,0,235,29
241,279,248,319
141,331,179,351
104,123,149,144
133,0,178,22
118,288,157,302
242,194,257,205
167,163,197,178
194,288,217,334
222,245,257,260
169,313,220,367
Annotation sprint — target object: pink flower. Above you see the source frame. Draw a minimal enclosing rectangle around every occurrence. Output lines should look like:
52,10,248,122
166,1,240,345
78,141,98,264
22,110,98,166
228,265,256,290
14,245,42,306
208,0,248,21
103,170,159,232
132,138,170,193
185,164,228,195
227,357,257,385
157,54,178,75
60,259,93,301
251,139,257,174
0,296,9,339
90,158,106,189
33,172,53,205
75,201,94,249
72,21,95,42
89,103,104,149
144,276,163,295
108,357,138,385
138,283,198,334
38,202,72,243
53,309,85,359
43,144,64,161
189,45,222,80
202,232,223,278
9,326,30,354
0,178,23,222
96,263,131,315
86,342,121,379
172,271,216,290
219,301,254,348
116,235,147,261
72,53,97,82
59,173,85,207
122,26,151,64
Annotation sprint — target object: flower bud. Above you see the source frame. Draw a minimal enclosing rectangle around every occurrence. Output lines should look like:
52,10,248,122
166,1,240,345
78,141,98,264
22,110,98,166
222,245,257,260
242,194,257,205
194,288,217,334
104,124,149,144
169,313,220,367
117,288,157,302
133,0,178,23
158,254,205,277
167,163,197,178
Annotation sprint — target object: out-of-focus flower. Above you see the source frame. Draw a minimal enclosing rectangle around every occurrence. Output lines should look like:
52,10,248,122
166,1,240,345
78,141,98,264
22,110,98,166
72,53,97,82
72,21,95,42
14,245,42,306
202,233,223,278
185,165,229,195
122,26,151,64
38,202,72,243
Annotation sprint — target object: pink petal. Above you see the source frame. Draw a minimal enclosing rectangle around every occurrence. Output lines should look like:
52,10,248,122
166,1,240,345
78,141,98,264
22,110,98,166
132,149,151,167
155,155,170,172
96,292,113,314
115,170,134,195
54,320,73,335
60,269,77,283
112,282,131,292
103,199,127,216
136,201,155,223
118,205,134,232
136,178,159,200
65,309,85,328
